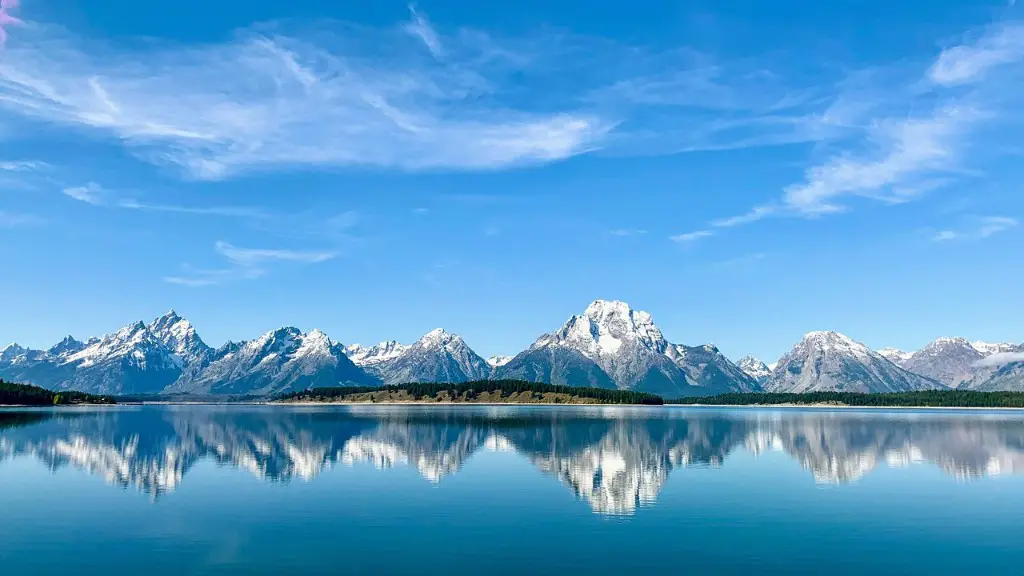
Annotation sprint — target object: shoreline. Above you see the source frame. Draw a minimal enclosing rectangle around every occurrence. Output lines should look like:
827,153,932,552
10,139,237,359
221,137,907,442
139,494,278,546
3,402,1024,411
672,403,1024,411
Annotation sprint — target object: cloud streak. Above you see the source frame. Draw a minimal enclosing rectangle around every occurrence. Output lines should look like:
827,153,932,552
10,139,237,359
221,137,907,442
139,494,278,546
973,351,1024,368
670,230,712,242
215,240,337,266
0,18,611,179
932,216,1018,242
403,5,443,59
164,240,337,287
695,21,1024,240
0,0,23,47
0,159,45,171
0,210,40,227
929,23,1024,86
62,182,107,205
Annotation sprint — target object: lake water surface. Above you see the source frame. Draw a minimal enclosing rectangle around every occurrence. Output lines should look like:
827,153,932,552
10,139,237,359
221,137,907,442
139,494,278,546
2,405,1023,574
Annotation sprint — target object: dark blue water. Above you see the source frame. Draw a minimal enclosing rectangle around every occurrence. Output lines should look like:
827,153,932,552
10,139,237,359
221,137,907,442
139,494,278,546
2,405,1023,574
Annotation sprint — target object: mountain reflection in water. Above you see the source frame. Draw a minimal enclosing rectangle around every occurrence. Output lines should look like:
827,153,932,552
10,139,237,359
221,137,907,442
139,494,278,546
2,406,1023,515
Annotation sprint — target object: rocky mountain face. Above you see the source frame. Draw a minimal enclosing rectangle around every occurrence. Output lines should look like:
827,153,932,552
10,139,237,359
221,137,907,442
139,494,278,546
495,300,759,397
974,356,1024,391
737,356,771,384
1,313,377,396
878,348,913,365
344,329,491,385
899,337,984,388
961,346,1024,391
766,331,942,393
0,312,203,395
171,327,378,395
875,339,1024,391
3,304,1021,396
486,355,512,368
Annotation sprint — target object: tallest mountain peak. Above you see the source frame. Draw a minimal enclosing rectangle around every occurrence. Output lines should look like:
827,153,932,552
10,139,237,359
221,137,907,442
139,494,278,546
585,299,635,316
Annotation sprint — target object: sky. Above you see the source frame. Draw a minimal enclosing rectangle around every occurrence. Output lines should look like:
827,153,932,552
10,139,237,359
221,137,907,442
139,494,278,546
1,0,1022,363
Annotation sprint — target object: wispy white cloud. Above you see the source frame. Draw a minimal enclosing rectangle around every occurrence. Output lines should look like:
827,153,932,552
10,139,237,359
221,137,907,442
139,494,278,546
929,23,1024,86
670,230,712,242
215,240,337,266
932,215,1017,242
710,205,777,228
782,106,975,215
609,228,647,236
163,266,262,287
694,21,1024,240
62,182,105,205
403,5,443,59
974,351,1024,368
60,181,267,219
165,240,337,287
0,160,46,171
710,252,767,271
0,18,610,179
0,210,42,227
116,199,268,219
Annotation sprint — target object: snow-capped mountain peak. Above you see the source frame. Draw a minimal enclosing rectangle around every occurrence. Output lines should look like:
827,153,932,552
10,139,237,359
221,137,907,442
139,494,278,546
971,340,1018,356
878,347,913,365
767,331,940,393
47,336,84,358
345,341,408,366
511,300,757,396
417,328,458,348
349,329,489,385
737,356,771,382
540,300,668,361
487,355,512,368
1,343,26,362
901,337,985,389
148,310,211,365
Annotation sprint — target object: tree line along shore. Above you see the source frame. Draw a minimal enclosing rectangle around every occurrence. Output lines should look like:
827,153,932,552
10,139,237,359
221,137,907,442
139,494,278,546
4,379,1024,408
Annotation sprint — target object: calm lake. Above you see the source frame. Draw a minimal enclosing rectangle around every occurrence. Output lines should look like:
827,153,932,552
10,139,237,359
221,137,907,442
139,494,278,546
2,405,1023,574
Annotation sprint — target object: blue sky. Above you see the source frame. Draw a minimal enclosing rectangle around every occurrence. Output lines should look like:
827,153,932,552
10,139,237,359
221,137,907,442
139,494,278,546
1,0,1022,362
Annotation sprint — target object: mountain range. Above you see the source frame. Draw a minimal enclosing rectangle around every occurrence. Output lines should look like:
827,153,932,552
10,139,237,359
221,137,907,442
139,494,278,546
2,300,1021,396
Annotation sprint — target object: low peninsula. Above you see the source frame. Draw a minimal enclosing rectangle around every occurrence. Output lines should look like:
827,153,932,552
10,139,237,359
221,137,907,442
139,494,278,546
275,380,664,405
0,381,116,406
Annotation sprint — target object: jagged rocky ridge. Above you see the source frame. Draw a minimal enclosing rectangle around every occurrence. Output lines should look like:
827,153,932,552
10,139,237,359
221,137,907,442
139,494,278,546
494,300,760,397
764,331,942,393
4,408,1023,513
343,329,491,386
2,303,1022,395
874,338,1024,392
737,356,771,384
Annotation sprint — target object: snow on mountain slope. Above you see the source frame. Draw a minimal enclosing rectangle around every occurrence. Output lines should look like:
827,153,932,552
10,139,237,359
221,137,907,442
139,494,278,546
344,341,408,367
877,348,913,366
766,331,942,393
174,327,378,395
486,355,512,368
351,329,490,385
970,341,1018,356
496,300,757,396
900,337,984,388
148,310,213,367
737,356,771,383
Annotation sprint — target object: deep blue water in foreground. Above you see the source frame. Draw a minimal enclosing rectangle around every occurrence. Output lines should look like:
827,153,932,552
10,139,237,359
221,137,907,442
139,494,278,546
2,405,1024,575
